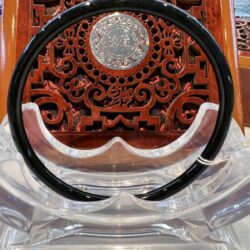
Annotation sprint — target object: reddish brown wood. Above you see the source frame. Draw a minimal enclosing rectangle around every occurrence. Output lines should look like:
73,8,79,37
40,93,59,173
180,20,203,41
241,93,250,127
21,3,219,149
239,68,250,126
14,0,233,149
236,17,250,57
236,18,250,126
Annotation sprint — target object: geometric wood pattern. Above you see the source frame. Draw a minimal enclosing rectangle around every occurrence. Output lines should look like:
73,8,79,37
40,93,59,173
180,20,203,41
22,0,220,149
236,17,250,57
236,17,250,126
0,0,244,149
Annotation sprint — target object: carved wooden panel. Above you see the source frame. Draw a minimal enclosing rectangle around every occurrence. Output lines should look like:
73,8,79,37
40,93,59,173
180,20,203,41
1,1,242,128
236,17,250,57
236,17,250,126
16,0,223,149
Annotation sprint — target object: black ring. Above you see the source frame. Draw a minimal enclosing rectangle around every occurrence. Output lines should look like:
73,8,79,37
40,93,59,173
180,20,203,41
8,0,234,201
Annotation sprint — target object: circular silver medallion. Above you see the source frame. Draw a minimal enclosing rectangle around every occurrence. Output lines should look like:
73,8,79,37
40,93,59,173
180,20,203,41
90,13,150,70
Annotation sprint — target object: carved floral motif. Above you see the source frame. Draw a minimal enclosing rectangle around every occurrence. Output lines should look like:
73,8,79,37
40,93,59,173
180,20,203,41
23,0,218,148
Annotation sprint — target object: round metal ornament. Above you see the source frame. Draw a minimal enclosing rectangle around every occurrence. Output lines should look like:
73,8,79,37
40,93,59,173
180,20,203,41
90,13,150,70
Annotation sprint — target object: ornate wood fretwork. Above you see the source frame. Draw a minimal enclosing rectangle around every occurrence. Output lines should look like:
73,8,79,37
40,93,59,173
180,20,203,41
236,17,250,57
22,0,219,149
236,17,250,126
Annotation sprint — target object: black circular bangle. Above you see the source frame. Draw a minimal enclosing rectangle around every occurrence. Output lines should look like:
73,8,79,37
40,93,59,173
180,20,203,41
8,0,234,202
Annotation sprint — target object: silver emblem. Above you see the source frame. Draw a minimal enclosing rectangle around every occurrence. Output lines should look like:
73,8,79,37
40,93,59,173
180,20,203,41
90,13,150,70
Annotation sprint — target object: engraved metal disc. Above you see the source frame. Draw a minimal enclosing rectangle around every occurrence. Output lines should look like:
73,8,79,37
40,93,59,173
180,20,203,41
90,13,150,70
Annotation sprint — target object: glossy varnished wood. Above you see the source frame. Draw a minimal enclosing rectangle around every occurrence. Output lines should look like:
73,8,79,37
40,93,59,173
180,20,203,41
0,0,244,132
0,0,19,121
220,0,244,130
235,17,250,125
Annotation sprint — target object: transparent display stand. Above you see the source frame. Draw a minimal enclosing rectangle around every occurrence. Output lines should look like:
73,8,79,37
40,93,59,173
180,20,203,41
0,103,249,249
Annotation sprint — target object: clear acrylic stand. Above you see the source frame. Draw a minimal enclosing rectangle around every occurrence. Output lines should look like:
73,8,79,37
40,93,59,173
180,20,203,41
0,103,249,249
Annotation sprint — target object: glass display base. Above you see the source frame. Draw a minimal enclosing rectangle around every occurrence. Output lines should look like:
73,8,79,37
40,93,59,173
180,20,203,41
0,217,245,250
0,104,249,249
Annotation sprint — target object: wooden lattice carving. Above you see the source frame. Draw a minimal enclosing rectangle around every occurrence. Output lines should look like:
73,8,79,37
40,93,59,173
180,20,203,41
236,17,250,57
22,0,219,149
